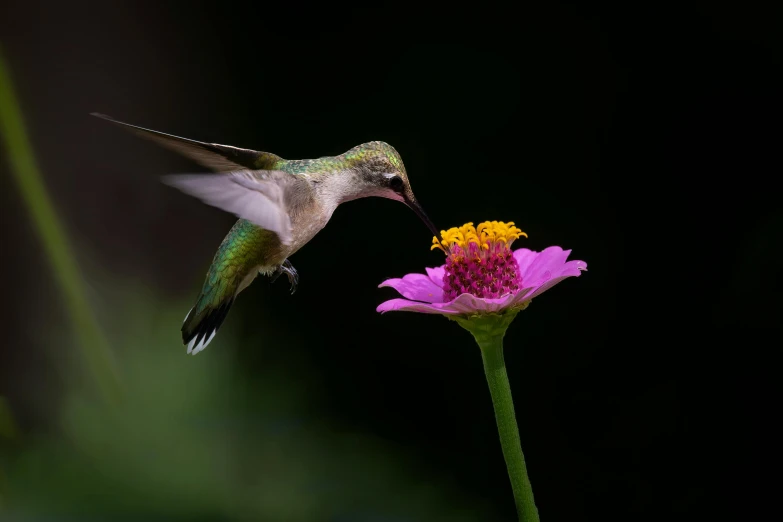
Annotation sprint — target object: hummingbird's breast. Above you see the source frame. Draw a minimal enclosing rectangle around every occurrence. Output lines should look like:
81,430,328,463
270,164,350,264
283,197,333,259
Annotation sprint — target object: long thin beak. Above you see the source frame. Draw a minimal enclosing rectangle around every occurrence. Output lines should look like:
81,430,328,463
405,196,441,240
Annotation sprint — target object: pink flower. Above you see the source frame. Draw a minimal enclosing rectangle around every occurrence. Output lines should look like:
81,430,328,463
377,221,586,315
376,221,586,518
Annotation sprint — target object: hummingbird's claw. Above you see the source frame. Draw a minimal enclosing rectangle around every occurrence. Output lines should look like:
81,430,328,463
271,259,299,294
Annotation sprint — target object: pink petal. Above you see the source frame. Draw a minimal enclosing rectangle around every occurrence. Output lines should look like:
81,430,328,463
425,266,446,288
526,260,587,299
376,291,519,315
378,273,443,303
512,246,587,301
517,246,572,287
438,292,518,314
512,248,538,274
507,287,535,307
376,298,460,314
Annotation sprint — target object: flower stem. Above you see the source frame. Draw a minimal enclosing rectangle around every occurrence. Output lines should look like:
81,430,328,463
454,312,540,522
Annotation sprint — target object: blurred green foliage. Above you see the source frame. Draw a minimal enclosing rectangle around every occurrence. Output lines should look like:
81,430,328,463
0,396,12,510
0,397,18,441
0,46,122,405
3,299,495,521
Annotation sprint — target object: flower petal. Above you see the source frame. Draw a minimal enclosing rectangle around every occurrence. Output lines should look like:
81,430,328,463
425,266,446,288
507,287,534,308
378,273,444,303
513,246,587,300
439,292,518,314
512,248,538,275
516,246,571,286
526,259,587,299
376,298,460,314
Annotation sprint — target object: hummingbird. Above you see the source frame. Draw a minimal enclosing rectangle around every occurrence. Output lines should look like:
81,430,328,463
92,113,439,355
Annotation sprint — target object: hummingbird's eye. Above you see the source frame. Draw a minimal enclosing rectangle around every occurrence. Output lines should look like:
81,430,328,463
389,175,404,192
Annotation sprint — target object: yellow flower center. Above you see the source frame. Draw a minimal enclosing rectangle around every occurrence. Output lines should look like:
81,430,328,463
431,221,527,254
430,221,528,300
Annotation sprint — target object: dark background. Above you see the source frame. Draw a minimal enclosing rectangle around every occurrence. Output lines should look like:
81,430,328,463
0,2,780,521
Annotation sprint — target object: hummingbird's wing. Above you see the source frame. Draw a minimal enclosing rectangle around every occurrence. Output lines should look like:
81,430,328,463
162,170,311,245
91,113,283,171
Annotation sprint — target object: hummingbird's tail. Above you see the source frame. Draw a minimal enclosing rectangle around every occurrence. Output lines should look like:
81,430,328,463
181,220,269,355
182,294,236,355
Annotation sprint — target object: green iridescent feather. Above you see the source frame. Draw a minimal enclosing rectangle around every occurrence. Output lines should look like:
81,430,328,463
182,221,279,345
276,141,405,175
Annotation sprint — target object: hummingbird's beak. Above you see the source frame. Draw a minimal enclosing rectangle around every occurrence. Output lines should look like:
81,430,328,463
405,195,441,240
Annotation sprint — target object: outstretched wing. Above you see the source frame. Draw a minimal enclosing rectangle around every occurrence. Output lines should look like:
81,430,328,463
91,113,283,171
163,170,311,245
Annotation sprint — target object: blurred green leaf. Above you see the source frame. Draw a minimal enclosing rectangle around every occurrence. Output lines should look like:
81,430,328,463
5,296,499,521
0,396,12,511
0,46,122,406
0,397,18,440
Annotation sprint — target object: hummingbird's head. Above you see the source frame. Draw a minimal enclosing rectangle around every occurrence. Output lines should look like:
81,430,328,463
348,141,440,239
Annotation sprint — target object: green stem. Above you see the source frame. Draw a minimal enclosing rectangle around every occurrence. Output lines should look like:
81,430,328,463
0,396,10,509
454,312,540,522
0,47,123,406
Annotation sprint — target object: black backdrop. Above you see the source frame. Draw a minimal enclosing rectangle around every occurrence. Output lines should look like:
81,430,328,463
1,2,780,521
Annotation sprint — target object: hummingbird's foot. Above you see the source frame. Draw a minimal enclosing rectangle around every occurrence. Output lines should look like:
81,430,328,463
271,259,299,294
